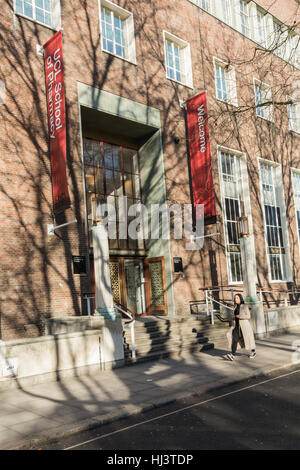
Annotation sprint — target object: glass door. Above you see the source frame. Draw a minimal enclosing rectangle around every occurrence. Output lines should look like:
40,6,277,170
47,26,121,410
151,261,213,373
124,259,146,315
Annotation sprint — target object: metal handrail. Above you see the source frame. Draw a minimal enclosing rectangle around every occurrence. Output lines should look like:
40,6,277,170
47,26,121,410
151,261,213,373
205,291,234,325
200,285,300,311
82,293,94,316
257,289,300,307
114,304,136,360
114,301,135,320
206,296,234,310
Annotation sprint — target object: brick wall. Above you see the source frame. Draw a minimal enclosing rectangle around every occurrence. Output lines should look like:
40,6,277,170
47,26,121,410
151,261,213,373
1,0,300,338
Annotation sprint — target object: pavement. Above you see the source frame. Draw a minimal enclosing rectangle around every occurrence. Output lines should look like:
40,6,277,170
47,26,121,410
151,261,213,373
0,327,300,450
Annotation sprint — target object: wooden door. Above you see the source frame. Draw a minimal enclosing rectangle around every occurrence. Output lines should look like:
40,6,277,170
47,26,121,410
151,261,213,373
144,257,168,316
109,257,127,310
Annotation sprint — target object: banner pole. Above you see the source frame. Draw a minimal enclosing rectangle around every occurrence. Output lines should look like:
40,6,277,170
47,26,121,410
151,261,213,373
180,102,196,232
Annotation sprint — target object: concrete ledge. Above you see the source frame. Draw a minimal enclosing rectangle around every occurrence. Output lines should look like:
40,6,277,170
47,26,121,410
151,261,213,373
0,316,127,391
0,363,101,392
0,329,103,391
262,306,300,336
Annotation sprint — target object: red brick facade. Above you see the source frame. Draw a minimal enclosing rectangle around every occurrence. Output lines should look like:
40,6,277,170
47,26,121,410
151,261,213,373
1,0,300,339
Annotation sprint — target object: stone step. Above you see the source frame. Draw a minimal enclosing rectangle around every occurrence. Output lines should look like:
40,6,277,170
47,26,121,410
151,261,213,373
132,314,210,323
124,330,207,343
123,322,227,341
124,335,211,355
124,333,210,351
124,317,224,331
123,315,211,327
125,342,214,365
121,315,228,366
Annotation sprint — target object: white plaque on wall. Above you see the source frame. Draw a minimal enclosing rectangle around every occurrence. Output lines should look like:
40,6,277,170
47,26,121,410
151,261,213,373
2,358,18,377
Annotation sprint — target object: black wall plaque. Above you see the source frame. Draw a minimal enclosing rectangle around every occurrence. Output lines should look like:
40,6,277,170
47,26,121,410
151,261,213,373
174,257,183,273
72,255,86,275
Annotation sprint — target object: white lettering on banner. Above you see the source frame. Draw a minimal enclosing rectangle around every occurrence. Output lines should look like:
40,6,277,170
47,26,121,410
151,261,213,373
197,104,206,153
45,48,63,139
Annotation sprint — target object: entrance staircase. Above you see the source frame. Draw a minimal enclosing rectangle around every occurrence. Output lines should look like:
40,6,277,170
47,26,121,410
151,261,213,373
123,314,229,365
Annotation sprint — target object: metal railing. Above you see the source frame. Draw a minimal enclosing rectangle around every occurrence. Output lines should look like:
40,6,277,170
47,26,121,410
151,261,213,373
114,303,136,360
257,288,300,308
82,293,95,316
205,289,234,325
193,285,300,321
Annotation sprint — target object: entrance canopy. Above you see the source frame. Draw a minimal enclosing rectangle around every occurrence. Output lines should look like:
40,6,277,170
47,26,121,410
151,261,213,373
81,105,157,149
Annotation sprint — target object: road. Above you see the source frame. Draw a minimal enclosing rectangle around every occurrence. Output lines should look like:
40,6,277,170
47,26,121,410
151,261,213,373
40,366,300,451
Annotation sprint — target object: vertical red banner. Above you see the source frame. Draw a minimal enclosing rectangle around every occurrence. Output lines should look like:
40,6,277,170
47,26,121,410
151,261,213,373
43,30,70,213
186,92,216,222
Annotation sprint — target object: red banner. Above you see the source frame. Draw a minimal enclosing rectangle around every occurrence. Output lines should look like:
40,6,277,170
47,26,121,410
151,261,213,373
186,92,216,222
43,30,70,213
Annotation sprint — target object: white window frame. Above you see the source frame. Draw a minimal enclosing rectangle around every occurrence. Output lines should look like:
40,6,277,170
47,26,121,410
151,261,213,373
258,158,292,283
14,0,61,30
286,33,298,65
0,81,6,105
256,7,267,46
287,96,300,135
200,0,210,11
239,0,250,37
254,78,273,122
291,168,300,255
188,1,300,71
99,0,136,64
221,0,232,26
213,58,238,107
163,31,193,89
218,146,255,285
190,0,212,12
272,20,288,59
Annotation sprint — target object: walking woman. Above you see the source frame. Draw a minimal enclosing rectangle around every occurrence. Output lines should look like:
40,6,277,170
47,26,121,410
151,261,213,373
226,293,256,361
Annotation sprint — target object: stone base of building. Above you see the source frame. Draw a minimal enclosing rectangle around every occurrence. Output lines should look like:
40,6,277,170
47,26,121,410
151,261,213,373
0,316,125,392
0,308,299,392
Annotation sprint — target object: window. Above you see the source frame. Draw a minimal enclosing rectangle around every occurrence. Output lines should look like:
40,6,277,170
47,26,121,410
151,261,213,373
219,151,244,283
164,32,193,88
214,59,238,106
83,138,145,251
239,1,250,37
288,98,300,134
292,171,300,249
273,21,288,59
188,0,300,70
0,81,5,105
193,0,210,12
256,9,266,46
254,80,273,121
286,33,298,64
222,0,232,26
15,0,52,27
260,162,287,282
100,0,136,63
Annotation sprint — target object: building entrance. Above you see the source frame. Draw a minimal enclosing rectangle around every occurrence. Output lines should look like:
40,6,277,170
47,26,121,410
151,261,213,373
108,256,168,316
83,137,169,317
109,257,146,316
124,259,146,315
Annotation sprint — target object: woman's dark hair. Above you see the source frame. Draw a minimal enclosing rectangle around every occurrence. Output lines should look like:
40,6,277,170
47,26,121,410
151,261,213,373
234,293,244,304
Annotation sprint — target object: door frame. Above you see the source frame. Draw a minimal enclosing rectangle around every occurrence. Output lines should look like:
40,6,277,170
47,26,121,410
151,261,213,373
144,256,168,316
109,256,127,312
91,254,168,316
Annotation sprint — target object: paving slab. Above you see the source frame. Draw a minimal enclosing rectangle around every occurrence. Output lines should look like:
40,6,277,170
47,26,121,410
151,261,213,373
0,327,299,450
